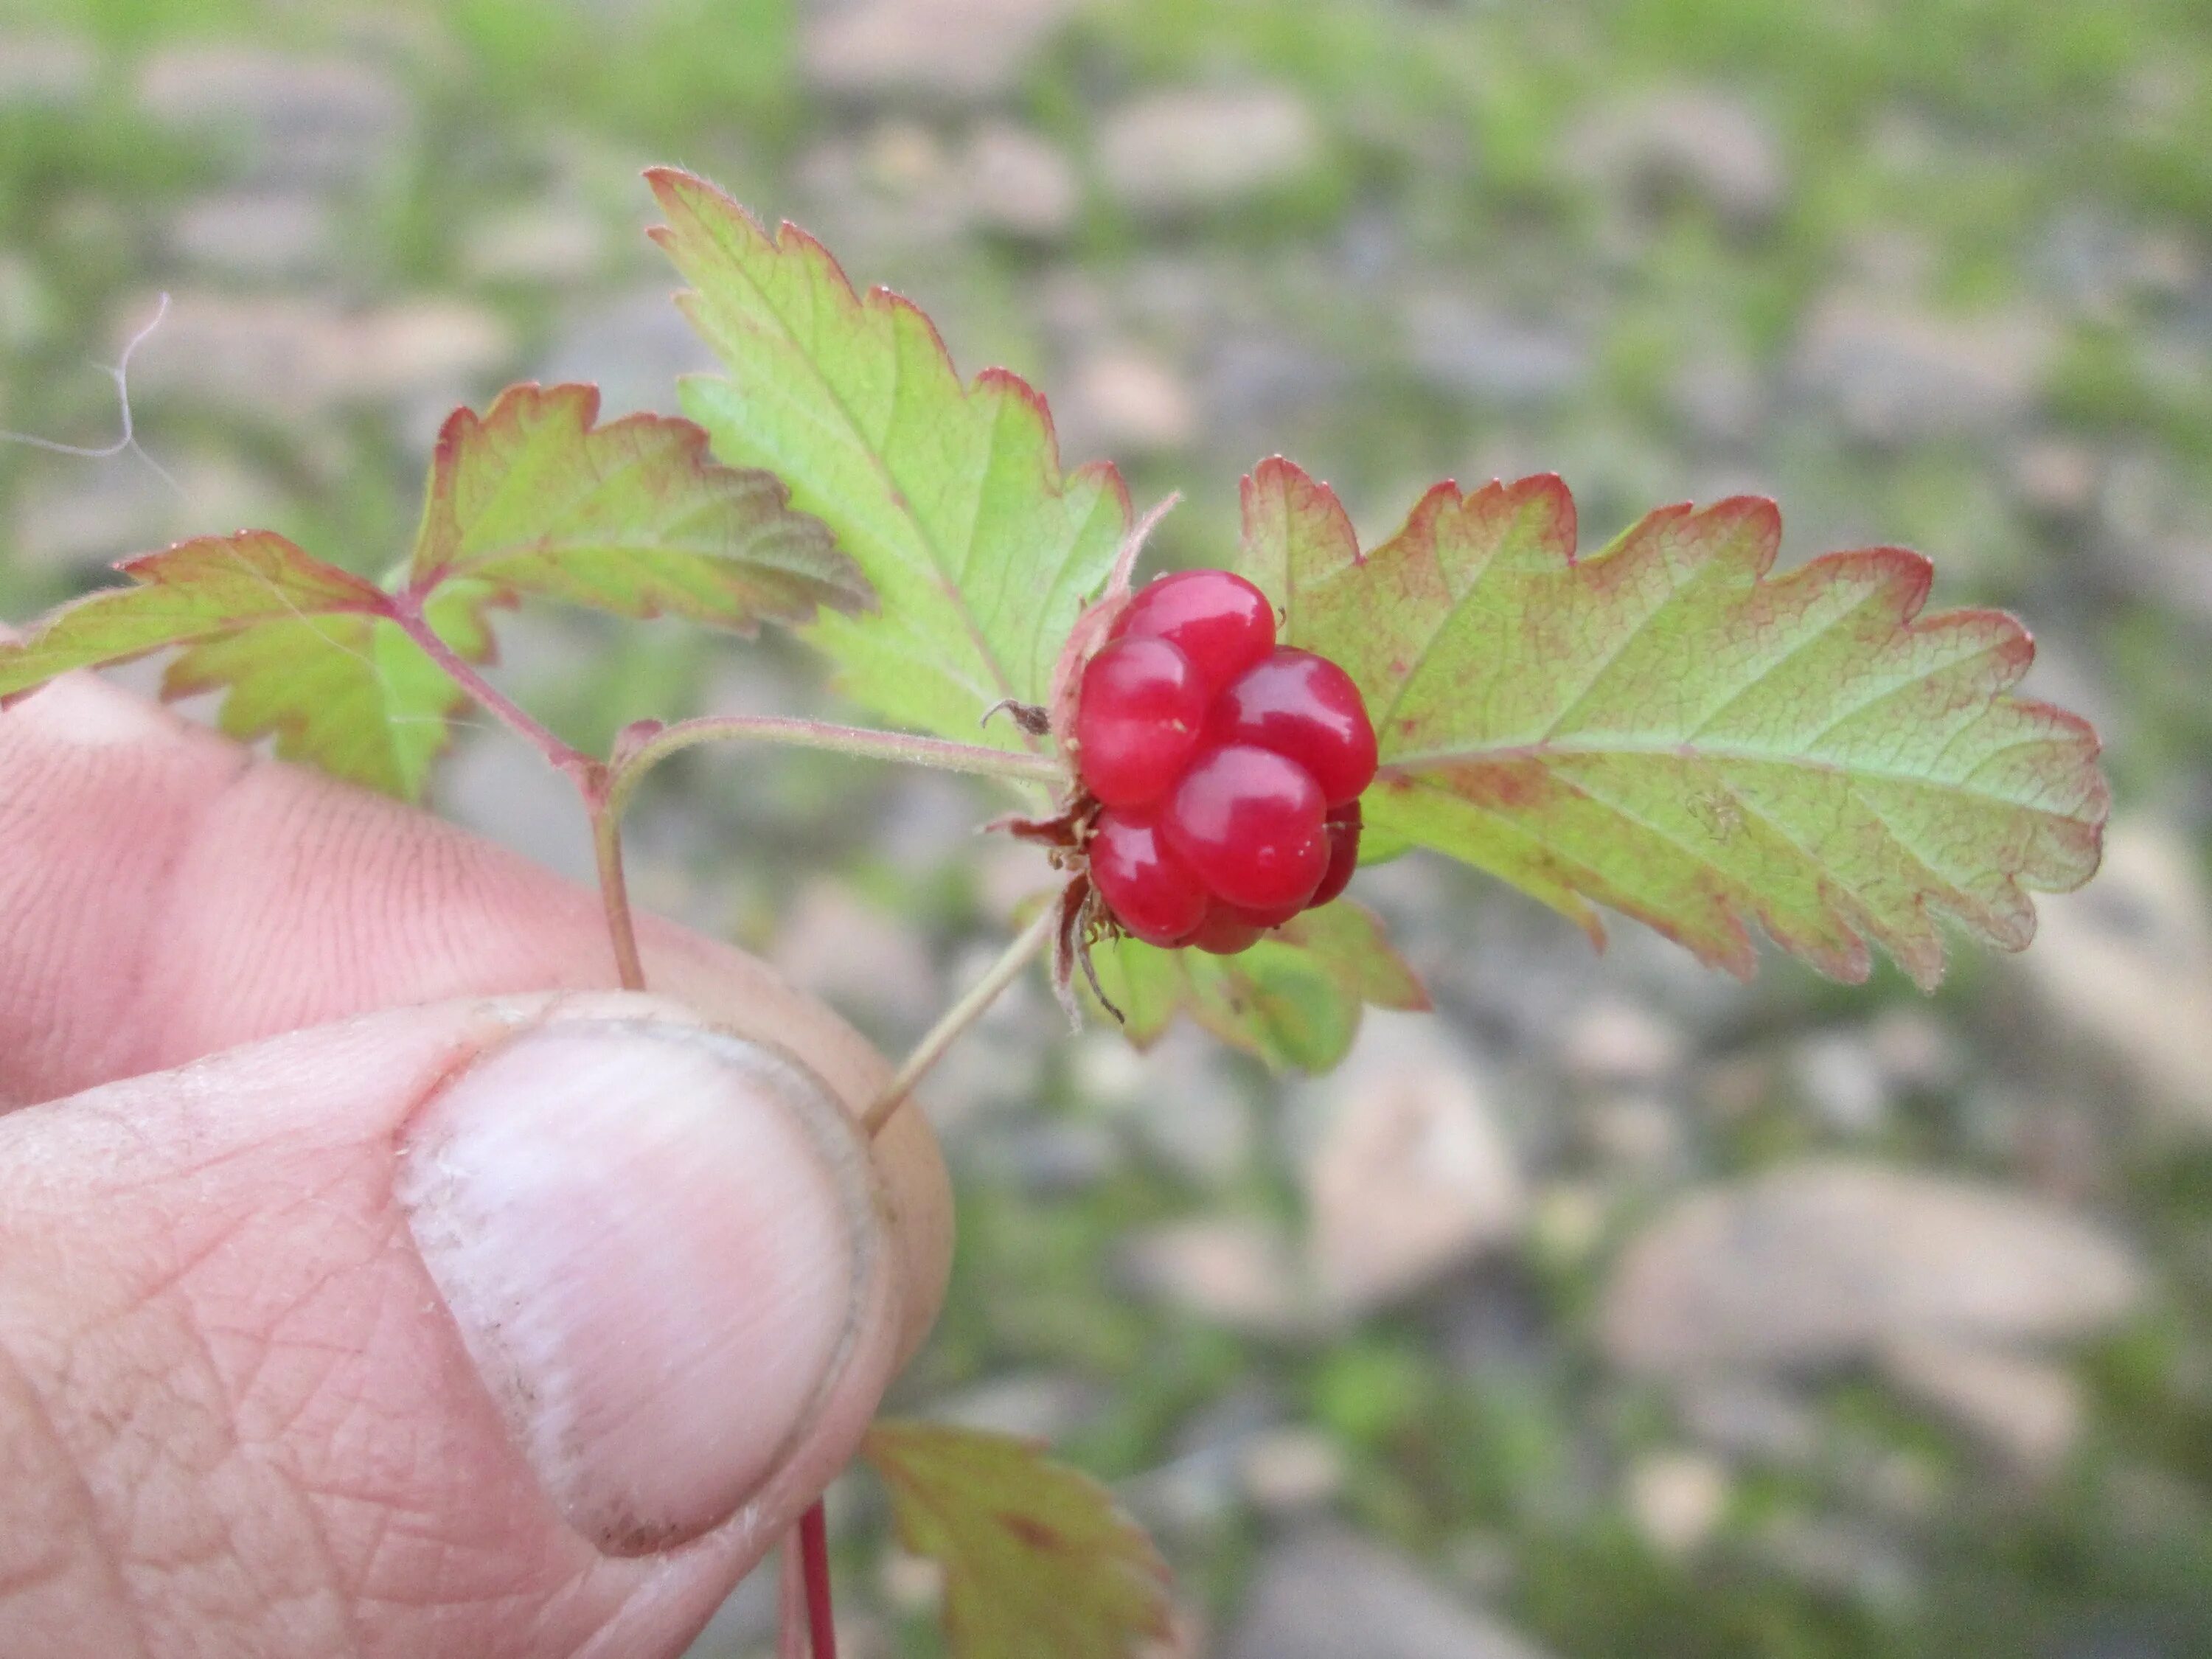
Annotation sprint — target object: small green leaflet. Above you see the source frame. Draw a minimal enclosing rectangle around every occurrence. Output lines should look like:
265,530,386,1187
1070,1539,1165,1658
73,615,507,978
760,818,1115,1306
649,168,1131,753
164,576,504,801
863,1420,1174,1659
0,386,852,800
1088,901,1430,1071
0,531,469,797
0,531,388,689
1237,458,2109,989
408,380,865,630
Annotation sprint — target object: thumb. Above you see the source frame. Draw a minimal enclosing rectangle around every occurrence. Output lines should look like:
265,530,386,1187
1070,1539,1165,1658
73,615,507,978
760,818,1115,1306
0,991,912,1659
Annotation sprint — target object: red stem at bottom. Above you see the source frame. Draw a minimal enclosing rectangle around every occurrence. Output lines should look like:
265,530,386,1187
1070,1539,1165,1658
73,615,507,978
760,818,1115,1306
799,1500,838,1659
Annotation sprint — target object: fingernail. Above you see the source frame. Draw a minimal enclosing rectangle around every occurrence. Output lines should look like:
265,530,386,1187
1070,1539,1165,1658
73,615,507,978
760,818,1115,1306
395,1016,880,1555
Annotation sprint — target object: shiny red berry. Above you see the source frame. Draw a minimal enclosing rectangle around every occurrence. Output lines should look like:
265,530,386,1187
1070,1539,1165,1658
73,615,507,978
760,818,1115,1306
1089,811,1209,947
1110,569,1276,695
1208,647,1377,807
1307,800,1362,909
1074,636,1208,807
1162,742,1328,912
1189,907,1269,956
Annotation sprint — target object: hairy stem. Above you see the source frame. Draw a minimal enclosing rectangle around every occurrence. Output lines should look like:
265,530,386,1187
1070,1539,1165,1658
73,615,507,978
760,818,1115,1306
863,902,1058,1138
590,807,649,992
560,689,1070,1658
389,597,599,789
606,712,1064,821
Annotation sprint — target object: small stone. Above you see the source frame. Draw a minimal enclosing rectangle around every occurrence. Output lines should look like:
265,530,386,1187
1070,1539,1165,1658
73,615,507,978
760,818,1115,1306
2019,818,2212,1132
1120,1217,1312,1338
1789,1031,1891,1135
1669,349,1766,445
803,0,1080,103
1601,1160,2145,1378
1098,86,1323,216
1790,294,2053,442
460,202,606,285
2011,437,2101,518
166,190,338,280
137,48,409,186
541,285,720,419
1627,1450,1731,1556
1404,293,1588,406
1567,88,1787,226
1865,1007,1964,1096
131,291,512,419
958,120,1080,239
1228,1528,1558,1659
1561,997,1687,1089
0,32,96,107
1583,1091,1681,1170
1879,1337,2081,1473
1299,1013,1526,1315
1060,347,1197,454
1237,1427,1346,1517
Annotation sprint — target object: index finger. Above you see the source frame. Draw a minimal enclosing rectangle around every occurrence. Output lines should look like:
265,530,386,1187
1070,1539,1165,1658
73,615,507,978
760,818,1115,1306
0,672,952,1338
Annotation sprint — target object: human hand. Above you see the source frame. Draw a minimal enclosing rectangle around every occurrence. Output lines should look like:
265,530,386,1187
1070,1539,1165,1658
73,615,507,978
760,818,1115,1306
0,672,953,1658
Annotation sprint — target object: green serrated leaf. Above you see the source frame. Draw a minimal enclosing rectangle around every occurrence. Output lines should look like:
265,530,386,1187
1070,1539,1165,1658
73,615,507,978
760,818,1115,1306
408,380,864,631
161,580,503,800
1237,458,2110,990
1088,902,1430,1072
863,1419,1173,1659
0,531,389,700
648,168,1130,749
0,532,502,801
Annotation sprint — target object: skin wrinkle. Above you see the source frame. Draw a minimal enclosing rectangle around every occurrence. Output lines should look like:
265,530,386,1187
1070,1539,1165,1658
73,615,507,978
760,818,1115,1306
49,1186,354,1655
0,1332,153,1659
0,678,951,1655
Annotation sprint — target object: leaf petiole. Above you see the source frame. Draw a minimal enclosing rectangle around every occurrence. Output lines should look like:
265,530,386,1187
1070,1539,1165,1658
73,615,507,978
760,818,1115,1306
603,711,1065,821
387,594,602,793
589,807,649,992
862,902,1060,1138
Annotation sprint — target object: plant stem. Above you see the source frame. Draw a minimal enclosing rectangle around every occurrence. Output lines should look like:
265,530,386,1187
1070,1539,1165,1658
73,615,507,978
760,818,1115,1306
389,596,599,790
605,712,1064,820
590,807,649,992
799,1500,838,1659
863,902,1058,1138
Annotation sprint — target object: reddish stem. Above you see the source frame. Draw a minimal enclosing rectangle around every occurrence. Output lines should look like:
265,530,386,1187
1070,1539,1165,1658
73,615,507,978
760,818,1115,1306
799,1500,838,1659
388,591,602,796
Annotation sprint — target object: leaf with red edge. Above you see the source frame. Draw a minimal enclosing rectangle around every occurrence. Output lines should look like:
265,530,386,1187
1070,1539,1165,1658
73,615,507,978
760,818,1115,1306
162,578,505,800
0,531,389,696
0,532,507,800
406,380,864,630
649,168,1130,757
863,1419,1173,1659
1234,457,2109,989
1087,901,1430,1072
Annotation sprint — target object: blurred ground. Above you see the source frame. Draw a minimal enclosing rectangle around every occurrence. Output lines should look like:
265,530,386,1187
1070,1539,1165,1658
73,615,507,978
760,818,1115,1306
4,1,2211,1655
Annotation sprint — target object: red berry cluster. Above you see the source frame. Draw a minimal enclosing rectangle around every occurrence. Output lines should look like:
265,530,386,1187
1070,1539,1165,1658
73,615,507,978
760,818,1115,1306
1074,570,1377,955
